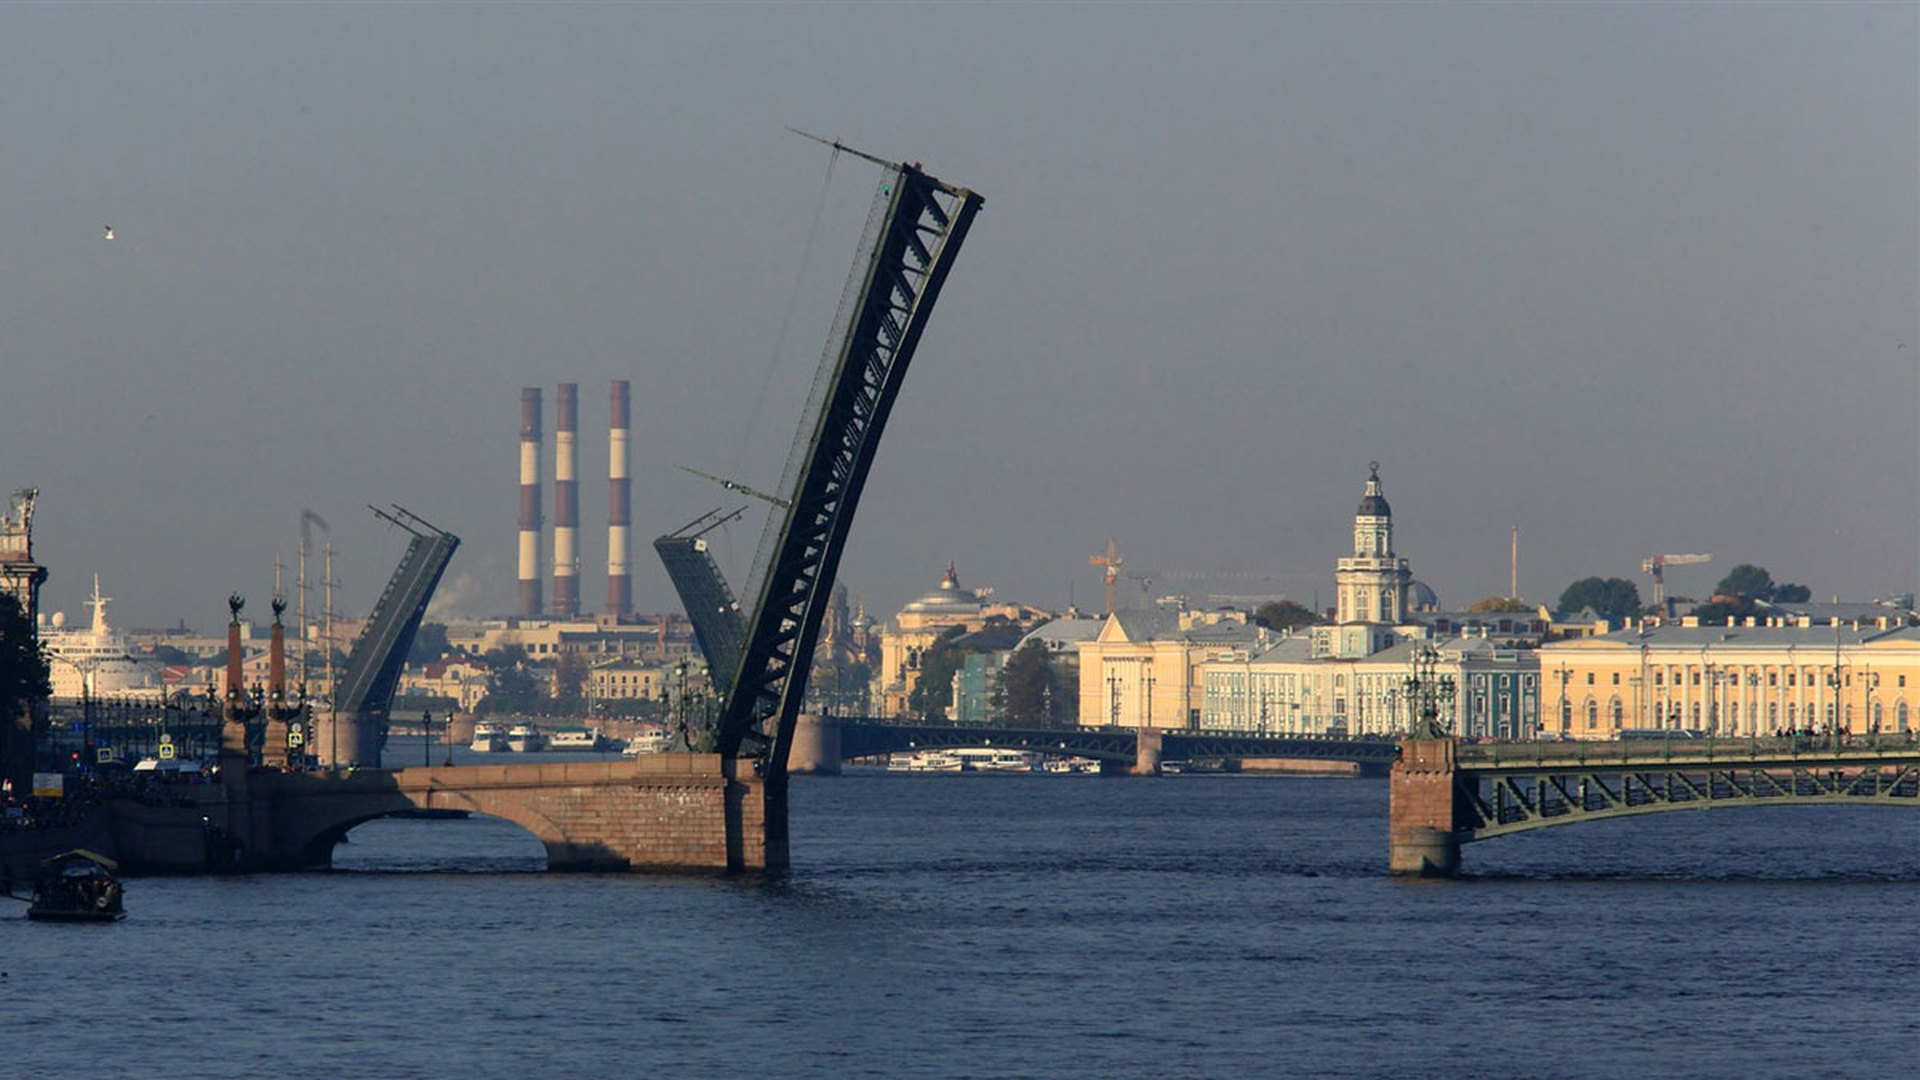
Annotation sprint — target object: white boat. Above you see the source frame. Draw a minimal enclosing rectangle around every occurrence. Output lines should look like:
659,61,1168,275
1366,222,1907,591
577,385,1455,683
887,750,963,772
505,724,545,753
469,722,507,753
622,727,674,756
956,748,1035,772
1043,757,1102,775
547,728,605,751
40,576,166,701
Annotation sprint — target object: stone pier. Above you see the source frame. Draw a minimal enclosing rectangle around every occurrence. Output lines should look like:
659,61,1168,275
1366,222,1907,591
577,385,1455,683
786,714,842,776
1388,738,1461,877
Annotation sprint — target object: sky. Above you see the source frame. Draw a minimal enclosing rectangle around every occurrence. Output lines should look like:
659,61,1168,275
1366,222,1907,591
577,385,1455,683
2,2,1915,632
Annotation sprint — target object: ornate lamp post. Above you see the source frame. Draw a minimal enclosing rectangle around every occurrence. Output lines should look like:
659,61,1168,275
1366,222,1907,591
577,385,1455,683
1403,643,1456,739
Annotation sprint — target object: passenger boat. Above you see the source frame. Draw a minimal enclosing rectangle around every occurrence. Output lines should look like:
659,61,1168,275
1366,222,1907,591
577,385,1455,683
887,750,964,772
26,850,125,922
1043,757,1102,775
469,722,507,753
955,748,1036,772
505,724,545,753
621,727,674,755
547,728,606,751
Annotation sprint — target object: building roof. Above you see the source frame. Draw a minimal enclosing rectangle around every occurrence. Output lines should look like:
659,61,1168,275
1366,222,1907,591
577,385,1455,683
1543,623,1895,652
1018,618,1104,650
1356,462,1392,518
901,562,986,615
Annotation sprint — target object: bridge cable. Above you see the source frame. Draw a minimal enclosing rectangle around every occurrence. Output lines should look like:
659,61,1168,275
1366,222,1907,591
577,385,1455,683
727,145,841,490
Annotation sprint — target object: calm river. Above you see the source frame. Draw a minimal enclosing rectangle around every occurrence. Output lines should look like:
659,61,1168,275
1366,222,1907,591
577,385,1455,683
6,762,1918,1079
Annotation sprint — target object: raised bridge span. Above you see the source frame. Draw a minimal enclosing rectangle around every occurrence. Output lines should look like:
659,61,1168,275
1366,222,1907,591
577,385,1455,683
1390,736,1920,877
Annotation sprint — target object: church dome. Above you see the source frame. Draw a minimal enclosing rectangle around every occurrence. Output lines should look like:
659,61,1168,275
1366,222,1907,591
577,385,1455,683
902,562,983,615
1356,461,1392,517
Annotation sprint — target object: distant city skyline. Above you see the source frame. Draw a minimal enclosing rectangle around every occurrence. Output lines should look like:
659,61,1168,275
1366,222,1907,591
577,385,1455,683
3,3,1914,631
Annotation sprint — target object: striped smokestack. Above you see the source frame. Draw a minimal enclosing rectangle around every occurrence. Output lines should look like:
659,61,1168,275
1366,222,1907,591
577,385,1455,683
552,381,580,617
606,379,632,617
518,387,544,618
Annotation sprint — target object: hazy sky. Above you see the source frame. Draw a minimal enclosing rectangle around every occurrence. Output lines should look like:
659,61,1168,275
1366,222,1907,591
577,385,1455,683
3,3,1915,631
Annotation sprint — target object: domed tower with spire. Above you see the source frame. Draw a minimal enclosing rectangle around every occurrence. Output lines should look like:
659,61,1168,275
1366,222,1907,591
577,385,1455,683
1335,462,1413,626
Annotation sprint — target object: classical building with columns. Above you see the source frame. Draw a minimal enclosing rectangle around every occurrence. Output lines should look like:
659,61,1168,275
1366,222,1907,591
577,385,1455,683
1197,463,1541,738
1537,617,1920,739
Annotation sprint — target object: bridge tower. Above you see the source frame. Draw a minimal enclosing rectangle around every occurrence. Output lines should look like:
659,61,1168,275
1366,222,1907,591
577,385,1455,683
706,142,982,862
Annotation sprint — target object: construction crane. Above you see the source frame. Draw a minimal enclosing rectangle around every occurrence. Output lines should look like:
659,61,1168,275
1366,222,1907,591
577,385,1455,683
1642,553,1712,617
1089,538,1123,616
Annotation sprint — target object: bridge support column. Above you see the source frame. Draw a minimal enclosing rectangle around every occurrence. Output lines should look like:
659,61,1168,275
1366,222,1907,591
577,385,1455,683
1135,728,1163,775
786,714,842,776
1389,738,1461,877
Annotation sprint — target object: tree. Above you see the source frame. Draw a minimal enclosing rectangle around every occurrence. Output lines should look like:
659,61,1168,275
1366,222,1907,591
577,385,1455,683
1466,596,1532,614
476,646,540,716
552,652,589,714
408,622,453,665
1253,600,1321,631
1714,564,1776,603
0,594,51,789
997,640,1060,728
908,629,970,722
1773,582,1811,603
1556,578,1643,625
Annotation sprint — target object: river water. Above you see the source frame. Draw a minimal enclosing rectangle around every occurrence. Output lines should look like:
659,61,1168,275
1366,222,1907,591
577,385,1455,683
6,763,1918,1079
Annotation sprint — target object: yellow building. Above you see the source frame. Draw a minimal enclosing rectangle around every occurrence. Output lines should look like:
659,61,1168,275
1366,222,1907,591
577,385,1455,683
876,564,1046,717
1538,618,1920,738
1077,608,1270,730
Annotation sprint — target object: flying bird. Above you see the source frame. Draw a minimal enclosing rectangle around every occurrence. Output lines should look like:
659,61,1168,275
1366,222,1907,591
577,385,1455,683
103,225,114,241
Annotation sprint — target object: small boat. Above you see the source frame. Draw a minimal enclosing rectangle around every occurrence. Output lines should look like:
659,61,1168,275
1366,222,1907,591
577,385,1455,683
547,728,606,751
27,849,125,922
469,722,507,753
622,727,674,756
505,724,545,753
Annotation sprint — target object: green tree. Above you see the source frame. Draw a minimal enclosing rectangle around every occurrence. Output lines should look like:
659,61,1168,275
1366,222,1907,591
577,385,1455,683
552,651,589,714
476,646,541,716
997,640,1059,727
1714,564,1776,602
1773,582,1811,603
1253,600,1321,631
408,622,453,665
1556,578,1643,624
0,594,51,789
1466,596,1532,614
908,629,969,722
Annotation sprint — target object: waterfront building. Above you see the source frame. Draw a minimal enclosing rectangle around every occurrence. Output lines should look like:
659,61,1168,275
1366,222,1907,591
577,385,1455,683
876,564,1047,717
446,614,697,664
397,656,491,712
588,655,670,703
1537,615,1920,739
1193,463,1544,737
1077,607,1272,730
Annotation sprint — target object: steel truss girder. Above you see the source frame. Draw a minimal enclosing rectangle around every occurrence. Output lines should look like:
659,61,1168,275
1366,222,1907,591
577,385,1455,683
718,164,983,779
1456,757,1920,841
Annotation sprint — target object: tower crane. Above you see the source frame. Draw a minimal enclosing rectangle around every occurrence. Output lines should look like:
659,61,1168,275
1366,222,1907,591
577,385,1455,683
1089,538,1123,616
1642,552,1712,617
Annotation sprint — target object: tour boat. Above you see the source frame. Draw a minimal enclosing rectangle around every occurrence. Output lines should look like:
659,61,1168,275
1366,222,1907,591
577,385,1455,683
469,722,507,753
26,850,126,922
622,728,674,756
887,750,964,772
505,724,545,753
547,728,606,751
955,748,1036,772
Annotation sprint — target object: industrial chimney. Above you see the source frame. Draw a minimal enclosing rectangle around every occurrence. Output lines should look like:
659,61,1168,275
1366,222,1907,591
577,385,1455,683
518,387,543,618
552,382,580,617
607,379,632,618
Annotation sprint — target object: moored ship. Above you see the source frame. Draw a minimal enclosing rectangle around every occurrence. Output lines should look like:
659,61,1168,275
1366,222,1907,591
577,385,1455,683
469,722,507,753
505,724,545,753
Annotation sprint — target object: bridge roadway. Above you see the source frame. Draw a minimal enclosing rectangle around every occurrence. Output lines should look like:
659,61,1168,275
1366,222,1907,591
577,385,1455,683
1391,734,1920,877
789,715,1401,775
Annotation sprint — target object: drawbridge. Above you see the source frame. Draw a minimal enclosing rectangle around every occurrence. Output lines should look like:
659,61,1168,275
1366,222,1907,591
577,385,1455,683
657,142,982,797
327,505,460,767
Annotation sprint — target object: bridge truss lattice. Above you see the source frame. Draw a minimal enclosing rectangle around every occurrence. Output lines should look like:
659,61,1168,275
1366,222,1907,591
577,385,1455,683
714,152,983,784
1452,741,1920,841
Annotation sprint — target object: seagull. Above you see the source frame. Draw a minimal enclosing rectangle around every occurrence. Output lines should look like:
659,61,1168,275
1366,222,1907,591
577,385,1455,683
103,225,114,242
